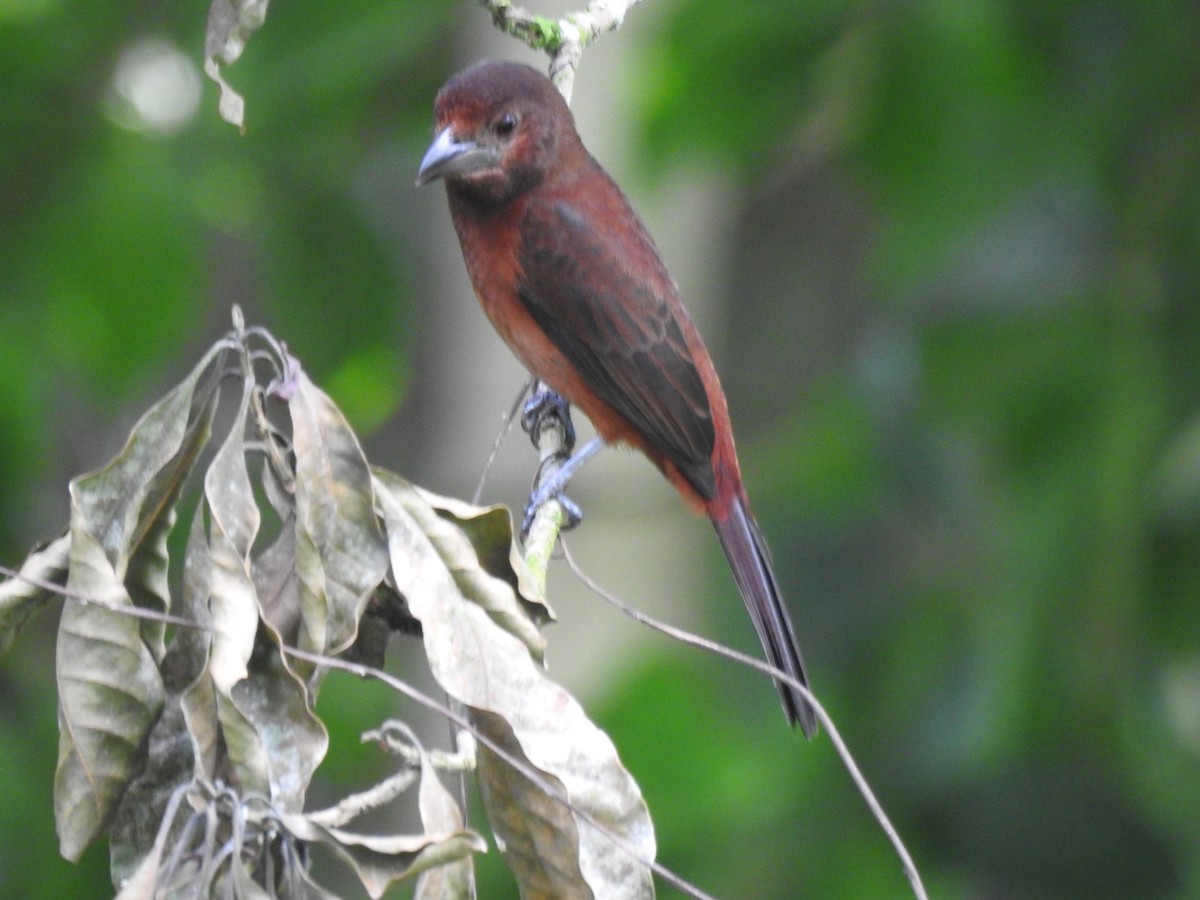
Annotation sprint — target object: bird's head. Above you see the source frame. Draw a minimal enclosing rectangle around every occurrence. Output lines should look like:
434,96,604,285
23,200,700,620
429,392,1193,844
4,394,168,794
416,60,575,205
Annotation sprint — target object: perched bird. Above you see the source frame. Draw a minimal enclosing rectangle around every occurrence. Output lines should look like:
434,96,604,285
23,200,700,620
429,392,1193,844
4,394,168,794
417,59,817,736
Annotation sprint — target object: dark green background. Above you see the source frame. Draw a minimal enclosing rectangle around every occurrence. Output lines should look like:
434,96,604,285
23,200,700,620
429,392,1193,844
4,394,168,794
2,1,1199,897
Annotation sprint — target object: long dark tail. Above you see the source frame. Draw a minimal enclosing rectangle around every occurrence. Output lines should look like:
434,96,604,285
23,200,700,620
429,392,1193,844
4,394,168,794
713,497,818,737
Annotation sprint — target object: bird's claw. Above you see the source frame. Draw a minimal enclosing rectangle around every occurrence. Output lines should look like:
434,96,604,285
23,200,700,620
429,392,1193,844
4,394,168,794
520,444,585,538
521,487,583,538
521,387,576,453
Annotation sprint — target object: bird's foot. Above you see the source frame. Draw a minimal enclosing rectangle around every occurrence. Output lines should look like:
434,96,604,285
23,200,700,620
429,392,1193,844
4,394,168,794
521,481,583,538
521,386,576,454
519,435,605,538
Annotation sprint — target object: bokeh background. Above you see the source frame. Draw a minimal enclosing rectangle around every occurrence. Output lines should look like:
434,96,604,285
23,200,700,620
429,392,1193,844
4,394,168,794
3,1,1200,897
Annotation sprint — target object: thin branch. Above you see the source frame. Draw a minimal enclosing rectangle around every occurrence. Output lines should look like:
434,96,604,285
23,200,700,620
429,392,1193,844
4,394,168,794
472,378,531,505
519,379,574,597
364,722,478,772
0,563,206,631
304,769,418,828
475,0,644,103
559,541,930,900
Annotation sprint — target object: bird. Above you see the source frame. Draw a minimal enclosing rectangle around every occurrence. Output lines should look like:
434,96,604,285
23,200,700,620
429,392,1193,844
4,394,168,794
416,59,817,736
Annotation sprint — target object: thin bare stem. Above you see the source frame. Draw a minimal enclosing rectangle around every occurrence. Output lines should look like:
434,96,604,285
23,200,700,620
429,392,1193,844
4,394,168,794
304,769,418,828
472,377,532,505
559,541,929,900
0,563,206,630
365,722,478,772
519,378,574,596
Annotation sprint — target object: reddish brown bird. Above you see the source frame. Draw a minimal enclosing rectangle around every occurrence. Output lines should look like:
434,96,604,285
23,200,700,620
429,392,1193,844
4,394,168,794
417,60,817,736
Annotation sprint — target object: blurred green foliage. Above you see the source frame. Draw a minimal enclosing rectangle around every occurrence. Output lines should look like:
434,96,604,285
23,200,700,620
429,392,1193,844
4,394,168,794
2,0,1199,897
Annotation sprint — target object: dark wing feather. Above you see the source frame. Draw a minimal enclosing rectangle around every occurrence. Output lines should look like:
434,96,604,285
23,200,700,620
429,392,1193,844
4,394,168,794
517,195,717,499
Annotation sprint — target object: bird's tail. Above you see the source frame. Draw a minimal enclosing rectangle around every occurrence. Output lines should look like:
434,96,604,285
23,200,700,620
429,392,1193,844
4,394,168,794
712,497,818,737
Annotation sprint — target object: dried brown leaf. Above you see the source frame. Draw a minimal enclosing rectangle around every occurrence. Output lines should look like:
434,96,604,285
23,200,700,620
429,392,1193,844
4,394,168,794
373,471,655,899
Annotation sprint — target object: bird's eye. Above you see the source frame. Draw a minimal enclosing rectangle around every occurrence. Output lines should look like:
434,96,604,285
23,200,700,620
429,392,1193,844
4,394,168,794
494,113,518,138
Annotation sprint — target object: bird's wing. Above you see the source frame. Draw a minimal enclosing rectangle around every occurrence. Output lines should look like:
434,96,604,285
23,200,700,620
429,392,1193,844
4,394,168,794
517,192,717,499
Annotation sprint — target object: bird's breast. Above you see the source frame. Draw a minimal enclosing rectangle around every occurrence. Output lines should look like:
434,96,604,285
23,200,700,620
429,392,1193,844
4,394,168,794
447,194,615,423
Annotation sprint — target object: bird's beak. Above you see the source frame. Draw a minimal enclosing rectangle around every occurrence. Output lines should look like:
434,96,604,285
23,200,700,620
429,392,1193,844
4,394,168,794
415,126,499,186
